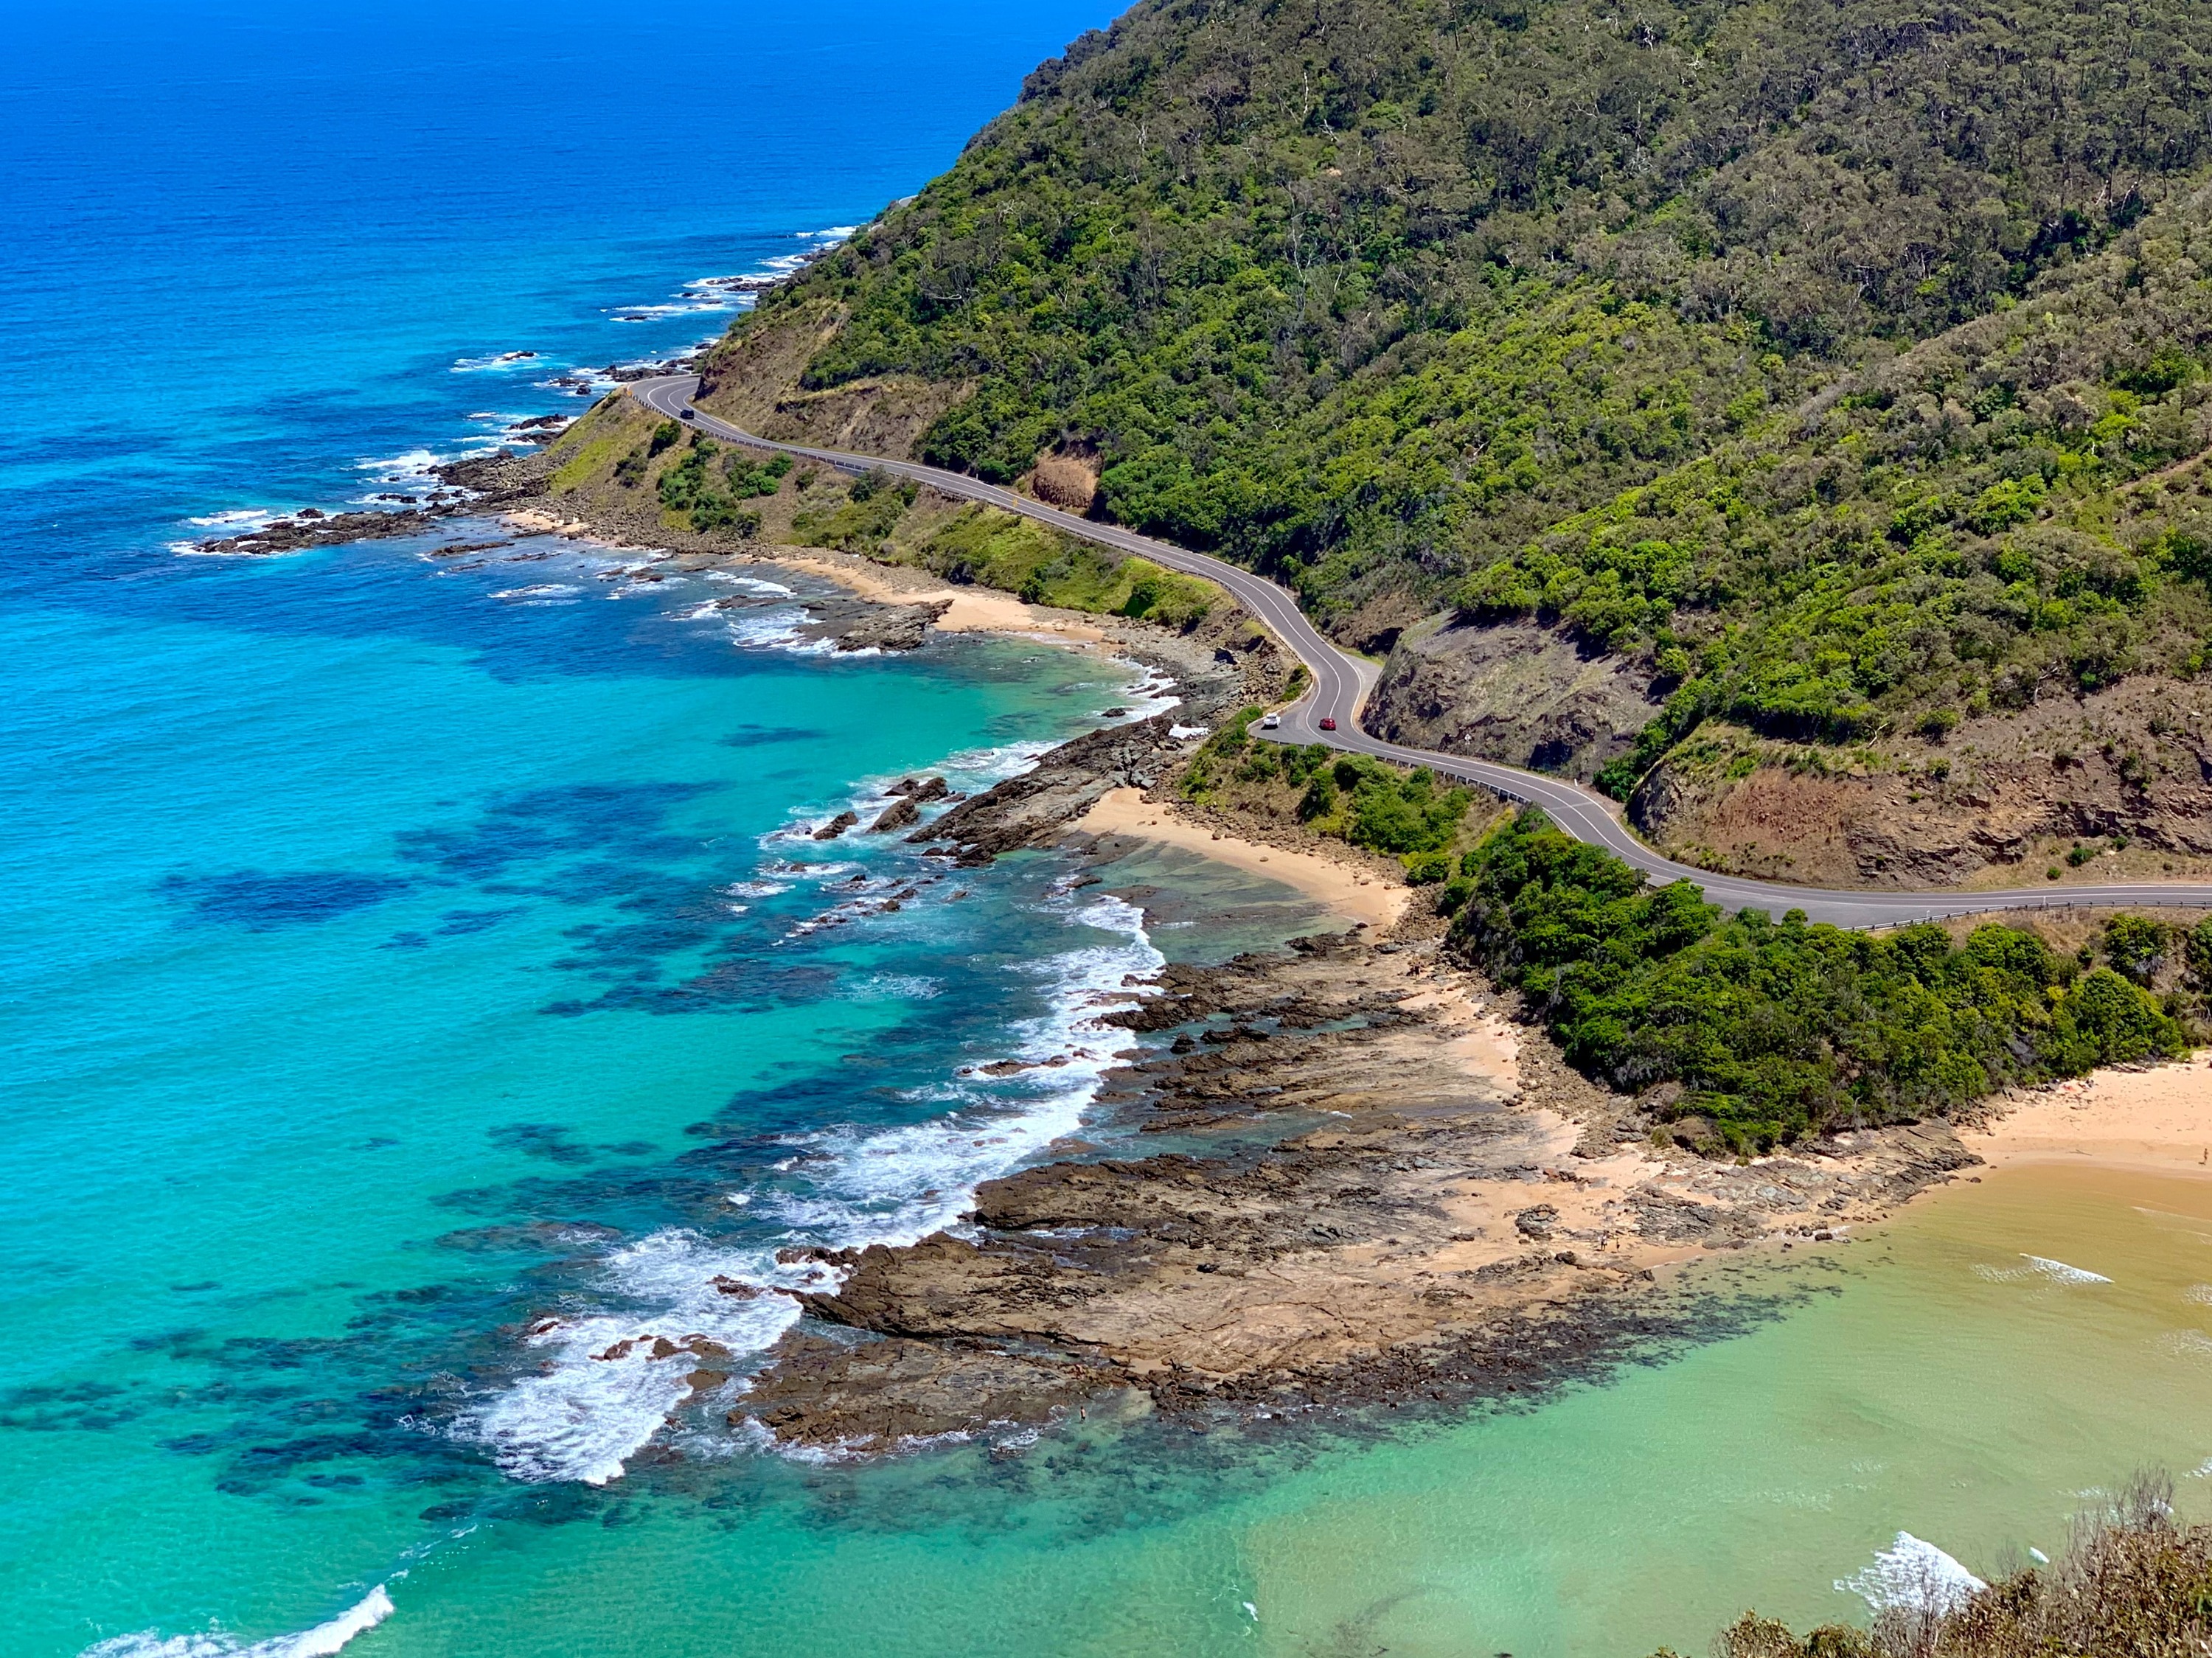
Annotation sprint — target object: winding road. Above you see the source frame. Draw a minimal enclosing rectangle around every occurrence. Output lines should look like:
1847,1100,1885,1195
636,373,2212,928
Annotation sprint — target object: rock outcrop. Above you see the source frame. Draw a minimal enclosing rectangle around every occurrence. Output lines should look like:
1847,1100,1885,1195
1366,614,1661,782
728,927,1982,1456
911,716,1196,865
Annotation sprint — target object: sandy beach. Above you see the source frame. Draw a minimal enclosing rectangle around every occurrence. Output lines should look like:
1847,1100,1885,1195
1966,1055,2212,1177
768,551,1114,643
1072,786,1411,930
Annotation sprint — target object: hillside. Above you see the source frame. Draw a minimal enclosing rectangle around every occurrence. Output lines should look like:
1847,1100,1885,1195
691,0,2212,886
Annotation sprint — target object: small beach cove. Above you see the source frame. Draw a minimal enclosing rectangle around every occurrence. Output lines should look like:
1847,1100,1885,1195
265,1090,2212,1658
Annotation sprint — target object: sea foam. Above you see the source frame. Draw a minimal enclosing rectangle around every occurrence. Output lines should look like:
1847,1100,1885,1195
80,1586,393,1658
1974,1253,2113,1286
1838,1533,1985,1614
458,880,1161,1485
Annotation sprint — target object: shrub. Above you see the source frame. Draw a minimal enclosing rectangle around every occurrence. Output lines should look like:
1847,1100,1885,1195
1404,850,1453,885
2103,914,2170,984
2188,916,2212,985
1450,809,2191,1146
791,478,911,551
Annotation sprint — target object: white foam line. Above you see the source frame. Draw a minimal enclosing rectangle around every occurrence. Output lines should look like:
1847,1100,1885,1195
2023,1253,2112,1284
1973,1253,2115,1286
80,1586,394,1658
457,1232,811,1486
462,883,1162,1484
451,350,543,373
1837,1533,1984,1614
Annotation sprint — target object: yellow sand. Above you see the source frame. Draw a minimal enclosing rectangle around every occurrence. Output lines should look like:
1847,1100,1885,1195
1966,1053,2212,1177
1071,787,1410,930
503,508,600,538
769,554,1109,643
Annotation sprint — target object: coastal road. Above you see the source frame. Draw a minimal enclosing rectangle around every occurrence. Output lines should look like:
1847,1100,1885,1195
634,373,2212,927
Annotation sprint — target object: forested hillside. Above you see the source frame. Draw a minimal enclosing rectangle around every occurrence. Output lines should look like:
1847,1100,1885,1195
696,0,2212,882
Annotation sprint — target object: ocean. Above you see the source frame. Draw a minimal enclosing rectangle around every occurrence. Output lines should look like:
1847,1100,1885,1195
7,4,2212,1655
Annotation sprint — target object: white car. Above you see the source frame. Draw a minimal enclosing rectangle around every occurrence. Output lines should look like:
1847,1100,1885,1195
1259,713,1281,730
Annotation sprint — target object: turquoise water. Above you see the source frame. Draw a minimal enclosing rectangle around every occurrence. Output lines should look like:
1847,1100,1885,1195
0,528,1216,1653
8,2,2212,1654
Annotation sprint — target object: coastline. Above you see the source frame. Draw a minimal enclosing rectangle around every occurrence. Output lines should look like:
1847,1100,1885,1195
1963,1056,2212,1178
1070,787,1411,931
287,414,2209,1461
768,549,1113,644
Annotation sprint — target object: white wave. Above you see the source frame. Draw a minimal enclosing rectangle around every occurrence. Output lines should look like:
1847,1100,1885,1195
850,974,944,1001
1837,1533,1985,1614
450,350,542,373
354,447,488,492
933,737,1061,792
490,584,581,601
724,607,835,655
81,1586,393,1658
1974,1254,2114,1286
467,889,1160,1484
2023,1254,2112,1284
2183,1283,2212,1304
767,894,1159,1248
185,508,282,529
456,1231,809,1486
724,879,791,900
170,539,292,559
701,571,793,595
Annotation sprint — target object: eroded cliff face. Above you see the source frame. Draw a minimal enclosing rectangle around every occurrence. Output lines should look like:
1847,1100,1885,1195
1630,681,2212,888
692,295,966,458
1364,613,1661,782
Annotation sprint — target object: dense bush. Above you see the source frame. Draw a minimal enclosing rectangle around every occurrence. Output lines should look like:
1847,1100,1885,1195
656,436,766,535
1481,206,2212,792
1183,712,1472,860
1449,809,2191,1148
723,451,793,500
790,473,913,551
728,0,2212,648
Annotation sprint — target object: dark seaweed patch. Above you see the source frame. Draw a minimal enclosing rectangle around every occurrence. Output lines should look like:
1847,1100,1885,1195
159,869,411,930
717,725,828,748
487,1123,597,1166
394,782,712,883
436,907,521,935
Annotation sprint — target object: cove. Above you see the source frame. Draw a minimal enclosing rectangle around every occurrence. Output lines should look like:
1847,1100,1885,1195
274,1167,2212,1658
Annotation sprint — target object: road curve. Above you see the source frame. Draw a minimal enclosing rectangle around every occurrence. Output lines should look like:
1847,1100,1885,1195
633,373,2212,928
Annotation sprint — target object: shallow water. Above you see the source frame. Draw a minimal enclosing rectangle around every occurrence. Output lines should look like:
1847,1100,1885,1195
8,2,2212,1654
193,1167,2203,1658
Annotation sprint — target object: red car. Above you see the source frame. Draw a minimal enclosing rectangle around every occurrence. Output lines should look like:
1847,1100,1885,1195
1318,717,1338,731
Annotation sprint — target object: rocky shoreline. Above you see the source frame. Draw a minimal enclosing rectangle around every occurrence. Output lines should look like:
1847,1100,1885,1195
187,415,1994,1464
720,889,1983,1457
694,714,1992,1457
